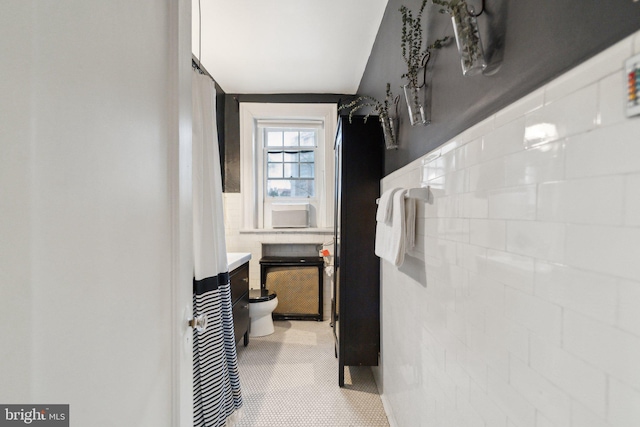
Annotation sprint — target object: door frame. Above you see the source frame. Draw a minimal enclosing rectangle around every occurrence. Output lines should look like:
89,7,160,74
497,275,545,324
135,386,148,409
170,0,194,426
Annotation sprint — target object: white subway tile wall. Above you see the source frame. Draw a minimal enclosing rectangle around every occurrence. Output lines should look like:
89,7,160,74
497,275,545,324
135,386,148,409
378,31,640,427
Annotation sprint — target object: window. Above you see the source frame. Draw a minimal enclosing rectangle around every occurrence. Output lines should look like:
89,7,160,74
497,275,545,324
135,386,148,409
264,127,317,199
239,103,337,229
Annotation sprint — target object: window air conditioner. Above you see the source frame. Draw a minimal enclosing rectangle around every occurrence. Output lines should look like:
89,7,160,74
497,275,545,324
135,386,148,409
271,203,309,228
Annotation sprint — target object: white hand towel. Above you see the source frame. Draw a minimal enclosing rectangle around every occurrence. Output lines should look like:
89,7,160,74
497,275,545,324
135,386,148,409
376,188,401,224
375,189,407,266
405,196,416,252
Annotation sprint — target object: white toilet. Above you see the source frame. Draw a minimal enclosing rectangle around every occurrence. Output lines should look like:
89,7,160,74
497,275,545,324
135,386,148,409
248,289,278,337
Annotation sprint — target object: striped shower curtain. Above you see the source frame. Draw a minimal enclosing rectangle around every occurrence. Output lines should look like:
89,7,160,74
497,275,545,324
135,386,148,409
192,68,242,427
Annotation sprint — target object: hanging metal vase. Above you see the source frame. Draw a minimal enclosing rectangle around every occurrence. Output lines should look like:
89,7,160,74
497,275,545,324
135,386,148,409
403,83,428,126
451,2,487,76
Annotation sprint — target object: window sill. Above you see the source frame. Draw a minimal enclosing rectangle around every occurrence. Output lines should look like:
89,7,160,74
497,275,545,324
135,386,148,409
239,227,333,235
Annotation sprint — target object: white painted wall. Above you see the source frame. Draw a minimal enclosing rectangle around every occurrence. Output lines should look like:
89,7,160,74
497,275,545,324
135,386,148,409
0,2,193,426
224,193,334,320
226,102,337,319
378,31,640,427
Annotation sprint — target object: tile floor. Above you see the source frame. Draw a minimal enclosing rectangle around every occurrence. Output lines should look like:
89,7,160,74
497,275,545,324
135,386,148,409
235,320,390,427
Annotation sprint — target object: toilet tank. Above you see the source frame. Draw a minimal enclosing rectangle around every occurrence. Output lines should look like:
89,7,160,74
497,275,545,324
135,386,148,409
271,203,309,228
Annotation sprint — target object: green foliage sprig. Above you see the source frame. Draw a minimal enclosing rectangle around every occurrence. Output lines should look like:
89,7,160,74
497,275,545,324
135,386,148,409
431,0,465,13
400,1,451,88
399,0,429,88
432,0,484,72
338,83,397,124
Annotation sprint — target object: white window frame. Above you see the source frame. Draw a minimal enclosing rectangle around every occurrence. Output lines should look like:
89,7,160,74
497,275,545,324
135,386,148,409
261,124,320,198
239,103,337,230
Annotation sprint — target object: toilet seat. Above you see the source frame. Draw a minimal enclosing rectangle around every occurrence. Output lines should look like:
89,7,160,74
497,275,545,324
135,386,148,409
249,289,277,303
248,289,278,337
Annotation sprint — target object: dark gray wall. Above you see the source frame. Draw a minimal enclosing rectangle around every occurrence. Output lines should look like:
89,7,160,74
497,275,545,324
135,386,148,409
215,82,226,188
193,58,227,189
358,0,640,175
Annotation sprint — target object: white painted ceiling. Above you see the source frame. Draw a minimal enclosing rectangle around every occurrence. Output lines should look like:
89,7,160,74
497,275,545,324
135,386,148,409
192,0,388,94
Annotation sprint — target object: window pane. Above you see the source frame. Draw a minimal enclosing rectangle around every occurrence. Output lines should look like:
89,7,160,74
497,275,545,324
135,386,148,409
292,179,314,197
283,151,298,162
267,163,283,178
263,125,318,200
300,163,314,178
267,179,314,198
267,131,283,147
299,131,315,146
266,181,291,197
283,131,299,146
267,151,283,162
284,163,299,178
299,150,314,162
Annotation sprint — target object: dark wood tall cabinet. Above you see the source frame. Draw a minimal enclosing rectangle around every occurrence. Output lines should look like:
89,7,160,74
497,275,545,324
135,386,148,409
332,115,383,387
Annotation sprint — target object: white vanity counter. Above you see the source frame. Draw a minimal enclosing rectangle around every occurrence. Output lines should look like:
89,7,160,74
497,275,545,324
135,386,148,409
227,252,251,272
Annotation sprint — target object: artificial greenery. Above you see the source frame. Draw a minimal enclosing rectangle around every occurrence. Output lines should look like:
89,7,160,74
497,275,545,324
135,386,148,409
432,0,465,12
432,0,485,73
399,0,450,124
338,83,399,147
338,83,396,124
400,1,451,88
399,0,429,88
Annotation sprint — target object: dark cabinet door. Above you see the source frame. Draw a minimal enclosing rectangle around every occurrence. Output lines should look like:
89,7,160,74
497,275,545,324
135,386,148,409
230,263,250,346
332,115,383,386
